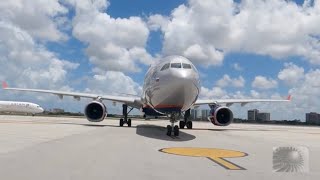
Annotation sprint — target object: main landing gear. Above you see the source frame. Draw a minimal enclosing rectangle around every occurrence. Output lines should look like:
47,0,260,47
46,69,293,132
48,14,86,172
119,104,133,127
179,109,193,129
166,113,180,136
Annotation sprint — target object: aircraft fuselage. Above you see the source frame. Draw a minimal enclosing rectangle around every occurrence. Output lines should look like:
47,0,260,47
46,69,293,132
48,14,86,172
0,101,44,114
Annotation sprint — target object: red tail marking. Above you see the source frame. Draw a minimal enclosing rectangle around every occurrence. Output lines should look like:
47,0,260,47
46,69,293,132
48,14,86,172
2,82,8,89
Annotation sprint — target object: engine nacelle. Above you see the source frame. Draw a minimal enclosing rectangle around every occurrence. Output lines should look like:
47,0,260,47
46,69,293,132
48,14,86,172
209,105,233,126
84,101,107,122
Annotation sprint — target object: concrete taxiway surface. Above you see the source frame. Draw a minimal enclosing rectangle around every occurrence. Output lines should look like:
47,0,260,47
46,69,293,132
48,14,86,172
0,115,319,180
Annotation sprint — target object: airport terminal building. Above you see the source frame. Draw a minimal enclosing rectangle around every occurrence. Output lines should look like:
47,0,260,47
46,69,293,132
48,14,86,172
306,112,320,125
248,109,270,121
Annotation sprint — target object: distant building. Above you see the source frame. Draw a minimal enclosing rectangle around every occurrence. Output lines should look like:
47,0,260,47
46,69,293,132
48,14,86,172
51,108,64,113
257,112,271,121
306,112,320,125
191,109,198,120
248,109,271,121
248,109,259,121
191,109,210,121
201,109,210,120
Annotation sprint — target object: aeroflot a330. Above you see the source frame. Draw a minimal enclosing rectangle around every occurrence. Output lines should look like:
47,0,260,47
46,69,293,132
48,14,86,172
3,56,290,136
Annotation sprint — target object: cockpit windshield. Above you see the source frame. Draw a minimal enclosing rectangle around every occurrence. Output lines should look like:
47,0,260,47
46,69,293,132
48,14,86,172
171,63,182,68
182,63,192,69
161,62,193,70
160,63,170,71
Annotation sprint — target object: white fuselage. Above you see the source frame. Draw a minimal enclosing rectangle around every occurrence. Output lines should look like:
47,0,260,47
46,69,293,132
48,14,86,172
142,56,200,115
0,101,44,114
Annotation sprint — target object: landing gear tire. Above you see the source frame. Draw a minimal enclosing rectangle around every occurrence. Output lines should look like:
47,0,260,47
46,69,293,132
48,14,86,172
120,118,124,127
121,104,134,127
186,121,193,129
179,121,185,129
173,125,179,136
166,125,172,136
127,118,132,127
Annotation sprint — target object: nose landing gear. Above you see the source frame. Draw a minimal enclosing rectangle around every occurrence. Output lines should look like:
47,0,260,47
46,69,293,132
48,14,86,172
166,113,180,136
167,123,179,136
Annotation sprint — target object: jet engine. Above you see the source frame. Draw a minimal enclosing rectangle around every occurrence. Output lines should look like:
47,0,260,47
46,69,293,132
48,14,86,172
84,101,107,122
209,105,233,126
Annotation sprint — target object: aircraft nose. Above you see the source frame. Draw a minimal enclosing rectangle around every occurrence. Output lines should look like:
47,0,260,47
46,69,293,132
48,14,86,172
39,107,44,113
172,69,194,80
160,70,199,111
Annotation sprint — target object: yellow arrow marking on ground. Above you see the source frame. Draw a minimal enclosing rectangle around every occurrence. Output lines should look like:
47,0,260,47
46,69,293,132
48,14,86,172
160,147,247,170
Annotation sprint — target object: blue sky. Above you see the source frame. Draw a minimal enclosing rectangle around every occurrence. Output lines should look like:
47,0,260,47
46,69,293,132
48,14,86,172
48,0,308,92
1,0,320,120
49,0,308,95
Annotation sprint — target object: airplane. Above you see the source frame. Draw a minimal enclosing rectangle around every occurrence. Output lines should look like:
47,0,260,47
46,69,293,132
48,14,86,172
2,55,291,136
0,100,44,115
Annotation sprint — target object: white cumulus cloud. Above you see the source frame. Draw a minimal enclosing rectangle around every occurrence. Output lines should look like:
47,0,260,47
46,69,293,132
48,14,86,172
149,0,320,65
0,22,78,89
216,74,245,88
278,62,305,86
252,76,278,89
0,1,81,111
67,0,154,73
0,0,68,41
200,86,227,99
86,71,142,96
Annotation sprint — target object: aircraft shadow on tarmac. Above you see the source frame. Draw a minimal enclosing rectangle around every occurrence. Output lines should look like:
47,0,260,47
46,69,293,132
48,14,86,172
59,123,197,141
6,120,283,133
56,122,118,128
136,124,196,141
187,128,285,132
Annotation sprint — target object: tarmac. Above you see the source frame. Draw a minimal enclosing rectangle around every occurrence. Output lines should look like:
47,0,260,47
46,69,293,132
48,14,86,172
0,115,319,180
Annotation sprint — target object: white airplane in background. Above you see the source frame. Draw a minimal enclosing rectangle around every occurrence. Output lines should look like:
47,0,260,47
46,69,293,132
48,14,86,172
3,56,291,136
0,100,44,115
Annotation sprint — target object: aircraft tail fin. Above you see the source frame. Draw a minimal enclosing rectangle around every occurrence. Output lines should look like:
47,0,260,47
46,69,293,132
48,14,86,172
287,95,292,101
2,82,8,89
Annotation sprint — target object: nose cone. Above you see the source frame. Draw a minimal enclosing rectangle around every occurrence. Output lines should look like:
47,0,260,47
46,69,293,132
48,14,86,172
173,73,199,108
172,67,195,80
154,69,200,112
38,107,44,113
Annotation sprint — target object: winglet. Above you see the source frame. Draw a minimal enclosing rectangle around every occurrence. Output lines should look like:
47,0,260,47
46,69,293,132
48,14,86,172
287,95,292,101
2,81,8,89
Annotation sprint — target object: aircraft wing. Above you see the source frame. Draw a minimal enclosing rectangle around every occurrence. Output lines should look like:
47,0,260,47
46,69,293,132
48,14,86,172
2,82,141,107
194,95,291,106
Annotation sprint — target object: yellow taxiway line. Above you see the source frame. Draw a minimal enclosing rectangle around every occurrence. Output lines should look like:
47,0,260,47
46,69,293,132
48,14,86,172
160,147,247,170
